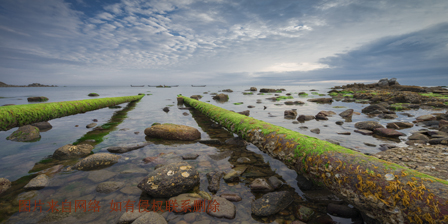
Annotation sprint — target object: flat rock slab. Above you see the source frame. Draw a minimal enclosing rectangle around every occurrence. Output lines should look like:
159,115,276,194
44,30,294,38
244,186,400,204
71,153,121,171
24,174,49,190
207,196,235,219
30,121,52,131
7,125,40,142
138,161,199,198
354,129,373,135
223,166,247,182
105,142,152,153
219,193,242,202
87,170,116,182
144,124,200,140
96,181,125,193
373,128,406,137
132,212,167,224
250,178,274,192
251,191,293,216
53,144,94,160
208,151,233,161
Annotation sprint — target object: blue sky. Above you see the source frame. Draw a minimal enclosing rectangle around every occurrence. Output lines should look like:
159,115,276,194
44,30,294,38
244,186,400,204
1,0,447,86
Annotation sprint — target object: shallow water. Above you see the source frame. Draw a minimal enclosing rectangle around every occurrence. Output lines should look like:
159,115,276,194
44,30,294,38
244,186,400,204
0,85,445,223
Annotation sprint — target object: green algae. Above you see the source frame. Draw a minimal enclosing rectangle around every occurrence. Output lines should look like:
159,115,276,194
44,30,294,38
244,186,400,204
311,92,319,95
233,102,243,105
0,95,143,131
329,92,338,96
276,96,294,101
299,93,308,96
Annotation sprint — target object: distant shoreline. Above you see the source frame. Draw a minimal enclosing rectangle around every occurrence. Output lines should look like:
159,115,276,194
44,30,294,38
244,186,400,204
0,82,57,87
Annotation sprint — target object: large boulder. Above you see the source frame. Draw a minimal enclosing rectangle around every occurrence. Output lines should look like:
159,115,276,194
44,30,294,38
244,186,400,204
137,161,200,198
71,153,121,171
144,124,201,141
354,121,384,131
297,115,315,122
212,93,229,101
377,78,389,87
53,144,94,160
7,125,40,142
251,191,293,216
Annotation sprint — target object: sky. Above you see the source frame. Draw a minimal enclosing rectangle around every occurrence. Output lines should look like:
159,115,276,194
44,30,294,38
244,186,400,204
0,0,447,86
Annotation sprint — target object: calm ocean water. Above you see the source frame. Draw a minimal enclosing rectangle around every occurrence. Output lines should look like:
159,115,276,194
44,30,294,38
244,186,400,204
0,85,436,223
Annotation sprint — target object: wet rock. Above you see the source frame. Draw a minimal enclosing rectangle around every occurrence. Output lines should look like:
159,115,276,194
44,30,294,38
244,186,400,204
207,196,235,219
24,174,49,190
354,121,384,131
138,161,200,197
361,104,388,114
307,98,333,103
373,128,405,137
206,171,223,193
86,123,97,129
223,166,247,182
163,107,170,112
315,112,329,120
416,114,436,121
297,115,315,122
354,129,373,135
144,124,201,141
182,153,199,160
0,178,11,194
190,95,202,100
250,87,257,91
30,121,52,131
296,175,314,191
87,170,116,182
339,109,354,118
7,125,40,142
303,189,343,204
248,105,255,108
132,212,167,224
268,176,283,189
118,210,145,224
337,132,351,135
219,193,242,202
310,128,320,134
294,205,315,222
27,96,49,102
105,142,151,153
238,110,250,116
71,153,121,171
168,193,203,213
96,181,125,193
335,121,344,125
236,157,252,163
284,101,294,105
386,122,414,129
364,142,376,147
327,203,359,218
142,156,165,164
251,191,293,216
378,113,398,119
250,178,274,192
212,93,229,101
209,151,233,161
222,89,233,92
429,138,448,145
53,144,94,159
224,137,247,146
284,110,298,119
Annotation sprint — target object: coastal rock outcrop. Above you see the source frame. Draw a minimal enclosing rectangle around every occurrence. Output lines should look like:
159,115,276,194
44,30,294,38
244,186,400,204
144,123,201,141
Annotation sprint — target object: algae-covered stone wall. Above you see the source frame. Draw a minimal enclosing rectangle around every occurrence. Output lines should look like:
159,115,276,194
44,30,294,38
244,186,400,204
0,95,144,131
181,96,448,224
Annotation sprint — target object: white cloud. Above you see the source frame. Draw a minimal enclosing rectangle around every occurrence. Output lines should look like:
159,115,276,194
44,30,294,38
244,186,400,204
261,62,330,73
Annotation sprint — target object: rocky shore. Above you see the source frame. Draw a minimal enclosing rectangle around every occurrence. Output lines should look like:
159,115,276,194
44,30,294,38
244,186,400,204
0,81,57,87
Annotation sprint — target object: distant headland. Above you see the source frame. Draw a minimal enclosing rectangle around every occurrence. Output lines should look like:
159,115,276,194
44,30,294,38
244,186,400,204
0,82,57,87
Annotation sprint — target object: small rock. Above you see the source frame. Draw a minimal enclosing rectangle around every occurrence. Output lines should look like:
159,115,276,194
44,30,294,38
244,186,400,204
335,121,344,125
53,144,94,160
0,178,11,194
251,191,293,216
354,121,384,131
118,210,145,224
132,212,167,224
207,196,235,219
163,107,170,112
206,171,223,193
310,128,320,134
71,153,121,171
30,121,52,131
219,193,242,202
86,123,97,128
294,205,315,222
354,129,373,135
373,128,406,137
250,178,274,192
337,132,351,135
268,176,283,189
182,153,199,160
96,181,125,193
6,125,40,142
